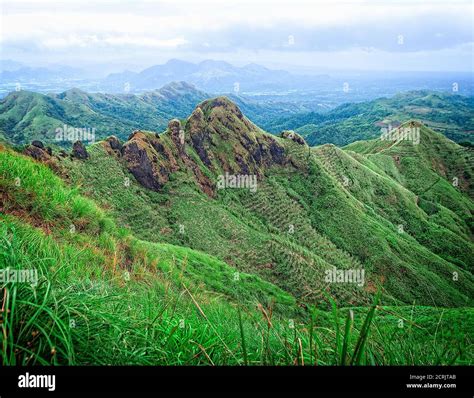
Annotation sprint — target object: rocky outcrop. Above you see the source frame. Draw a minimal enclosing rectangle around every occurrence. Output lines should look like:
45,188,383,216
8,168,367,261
102,136,122,156
168,119,185,153
31,140,44,149
185,96,289,177
281,130,307,146
71,141,89,160
121,131,178,191
103,96,299,196
24,141,52,162
187,107,213,167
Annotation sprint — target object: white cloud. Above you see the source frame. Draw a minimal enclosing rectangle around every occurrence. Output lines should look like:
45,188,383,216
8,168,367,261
1,0,472,71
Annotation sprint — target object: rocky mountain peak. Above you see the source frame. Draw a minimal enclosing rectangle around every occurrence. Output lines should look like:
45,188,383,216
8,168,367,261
21,97,298,197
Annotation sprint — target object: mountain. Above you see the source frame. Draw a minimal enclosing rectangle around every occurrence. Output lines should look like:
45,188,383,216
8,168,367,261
0,83,310,147
2,87,472,153
100,59,329,93
0,82,209,146
1,96,473,365
15,97,473,306
268,91,474,146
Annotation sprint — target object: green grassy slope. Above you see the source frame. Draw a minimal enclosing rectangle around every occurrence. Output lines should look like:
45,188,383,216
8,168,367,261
64,140,372,306
1,146,472,365
57,101,474,309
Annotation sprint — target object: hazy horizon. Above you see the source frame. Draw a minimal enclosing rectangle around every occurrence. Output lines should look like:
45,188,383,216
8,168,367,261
4,57,474,79
1,0,473,74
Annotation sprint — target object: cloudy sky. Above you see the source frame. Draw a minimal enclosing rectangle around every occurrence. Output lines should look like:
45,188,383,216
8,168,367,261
1,0,473,73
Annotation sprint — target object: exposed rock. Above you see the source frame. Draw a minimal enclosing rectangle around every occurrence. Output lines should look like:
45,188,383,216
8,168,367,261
71,141,89,160
104,97,297,197
187,96,289,175
122,141,162,191
102,135,122,156
23,144,51,162
281,130,307,146
267,137,287,164
200,96,246,121
187,107,213,167
121,131,178,191
168,119,185,152
31,140,45,149
108,136,122,151
29,140,52,157
128,130,142,141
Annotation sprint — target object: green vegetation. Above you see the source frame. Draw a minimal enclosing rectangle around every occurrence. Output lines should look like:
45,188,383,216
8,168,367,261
0,84,308,148
0,82,208,146
267,91,474,146
1,95,473,366
63,122,474,308
4,88,472,150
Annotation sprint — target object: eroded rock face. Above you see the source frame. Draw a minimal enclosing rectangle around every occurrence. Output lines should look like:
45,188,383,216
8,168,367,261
23,141,60,174
187,107,213,167
121,131,178,191
185,97,289,177
168,119,185,153
31,140,45,149
106,97,297,196
107,136,122,151
71,141,89,160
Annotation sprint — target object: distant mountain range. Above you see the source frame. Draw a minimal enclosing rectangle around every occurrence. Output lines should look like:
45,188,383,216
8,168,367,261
100,59,330,93
1,59,473,110
0,59,24,72
0,65,83,81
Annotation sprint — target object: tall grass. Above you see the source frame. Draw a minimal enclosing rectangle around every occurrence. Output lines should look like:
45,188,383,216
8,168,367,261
2,217,471,366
